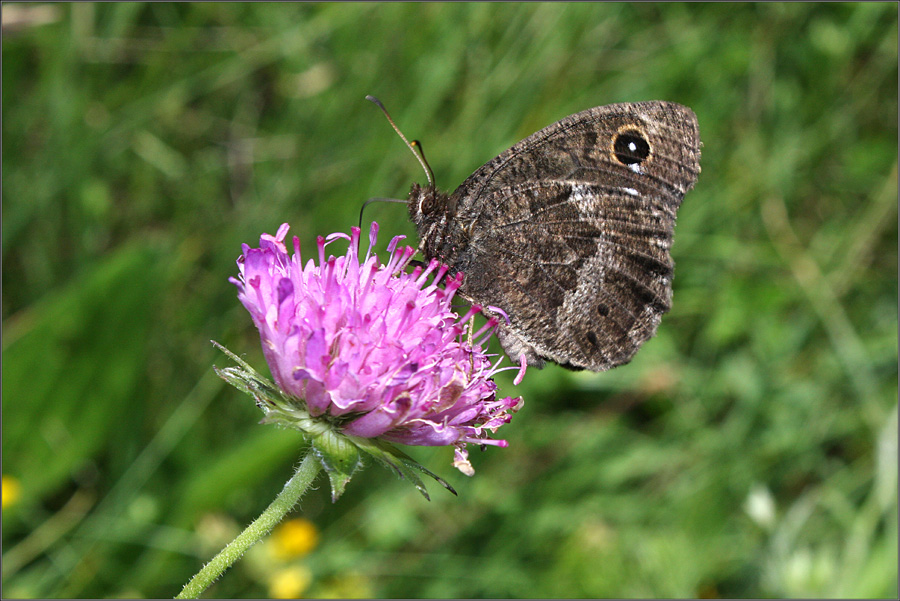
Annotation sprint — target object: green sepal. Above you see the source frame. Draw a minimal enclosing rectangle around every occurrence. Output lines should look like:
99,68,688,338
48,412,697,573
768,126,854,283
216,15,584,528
353,437,457,500
211,341,285,410
311,429,364,501
212,341,327,437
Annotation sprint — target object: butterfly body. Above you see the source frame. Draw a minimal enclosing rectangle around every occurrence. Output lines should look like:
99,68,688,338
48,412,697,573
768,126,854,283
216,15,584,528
407,101,701,372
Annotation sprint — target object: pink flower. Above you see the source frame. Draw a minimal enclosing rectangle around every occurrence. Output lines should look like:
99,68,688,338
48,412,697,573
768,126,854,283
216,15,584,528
230,223,523,475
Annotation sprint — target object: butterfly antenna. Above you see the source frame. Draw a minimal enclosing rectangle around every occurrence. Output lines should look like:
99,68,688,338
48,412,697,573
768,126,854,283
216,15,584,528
409,139,435,186
366,95,434,187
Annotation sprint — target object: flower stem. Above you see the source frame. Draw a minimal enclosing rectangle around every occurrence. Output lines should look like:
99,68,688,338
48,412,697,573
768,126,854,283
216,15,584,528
176,452,321,599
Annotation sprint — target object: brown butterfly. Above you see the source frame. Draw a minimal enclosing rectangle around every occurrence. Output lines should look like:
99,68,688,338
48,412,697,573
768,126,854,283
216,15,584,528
371,98,701,371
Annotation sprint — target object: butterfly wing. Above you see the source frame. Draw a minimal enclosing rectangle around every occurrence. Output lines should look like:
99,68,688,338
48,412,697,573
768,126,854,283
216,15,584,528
448,101,700,371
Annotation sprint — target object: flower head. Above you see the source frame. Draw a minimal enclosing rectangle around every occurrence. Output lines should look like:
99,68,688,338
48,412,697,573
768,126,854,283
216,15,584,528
228,223,523,481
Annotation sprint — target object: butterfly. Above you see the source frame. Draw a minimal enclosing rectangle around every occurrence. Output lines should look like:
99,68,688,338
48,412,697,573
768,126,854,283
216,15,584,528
371,98,701,371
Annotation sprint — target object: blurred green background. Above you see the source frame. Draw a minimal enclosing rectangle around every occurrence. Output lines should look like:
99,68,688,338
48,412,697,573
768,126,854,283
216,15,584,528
2,3,897,598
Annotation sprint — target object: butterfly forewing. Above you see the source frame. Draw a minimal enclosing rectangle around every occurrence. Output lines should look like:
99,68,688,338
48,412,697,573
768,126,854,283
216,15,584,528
409,101,700,371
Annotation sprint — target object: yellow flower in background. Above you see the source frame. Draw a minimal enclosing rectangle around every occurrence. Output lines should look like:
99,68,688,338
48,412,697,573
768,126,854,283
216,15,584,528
2,475,21,509
269,565,313,599
270,518,319,560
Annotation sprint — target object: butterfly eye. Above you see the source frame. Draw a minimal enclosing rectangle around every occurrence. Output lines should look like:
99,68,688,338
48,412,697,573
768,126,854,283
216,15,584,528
613,130,651,166
420,193,434,214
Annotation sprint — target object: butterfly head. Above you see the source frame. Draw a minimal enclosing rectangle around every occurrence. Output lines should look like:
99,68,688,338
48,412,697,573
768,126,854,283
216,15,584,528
407,183,462,263
408,183,439,224
407,182,445,238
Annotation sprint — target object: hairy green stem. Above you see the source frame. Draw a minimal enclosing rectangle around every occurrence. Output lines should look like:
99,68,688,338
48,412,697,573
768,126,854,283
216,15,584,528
176,452,321,599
